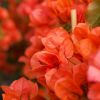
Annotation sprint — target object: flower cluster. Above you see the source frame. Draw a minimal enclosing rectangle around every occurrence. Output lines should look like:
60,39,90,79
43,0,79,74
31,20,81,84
0,7,21,50
1,0,100,100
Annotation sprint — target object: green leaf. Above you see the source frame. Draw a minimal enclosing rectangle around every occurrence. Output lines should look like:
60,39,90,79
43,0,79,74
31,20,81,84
86,0,100,28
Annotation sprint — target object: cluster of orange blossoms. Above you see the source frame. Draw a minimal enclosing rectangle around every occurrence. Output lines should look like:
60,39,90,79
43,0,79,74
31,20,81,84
1,0,100,100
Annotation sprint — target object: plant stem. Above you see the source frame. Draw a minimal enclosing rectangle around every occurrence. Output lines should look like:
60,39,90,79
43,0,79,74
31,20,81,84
71,9,77,31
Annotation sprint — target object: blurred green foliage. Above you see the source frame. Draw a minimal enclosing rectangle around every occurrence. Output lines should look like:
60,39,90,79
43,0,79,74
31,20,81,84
86,0,100,28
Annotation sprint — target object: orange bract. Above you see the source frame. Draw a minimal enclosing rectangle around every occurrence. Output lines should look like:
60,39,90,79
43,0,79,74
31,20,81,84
1,77,38,100
72,23,90,41
59,39,74,63
54,77,83,100
88,83,100,100
45,65,71,91
73,63,88,86
42,27,70,53
76,38,96,60
1,0,98,100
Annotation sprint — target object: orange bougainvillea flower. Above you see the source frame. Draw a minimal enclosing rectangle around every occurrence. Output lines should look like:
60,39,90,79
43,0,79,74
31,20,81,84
45,65,71,91
0,15,21,51
54,77,83,100
73,63,88,86
23,26,74,80
59,38,74,64
31,51,59,68
29,2,57,26
49,0,73,22
1,77,38,100
45,68,58,91
72,23,100,47
42,27,70,53
25,36,44,58
72,23,90,42
88,83,100,100
76,38,96,60
1,0,99,99
89,27,100,45
45,62,87,99
27,51,59,78
72,23,98,60
48,0,89,23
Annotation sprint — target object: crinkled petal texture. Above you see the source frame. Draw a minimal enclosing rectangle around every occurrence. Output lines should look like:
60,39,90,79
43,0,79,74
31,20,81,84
45,63,87,99
72,23,100,47
49,0,89,23
42,27,70,53
48,0,73,23
59,39,74,63
31,51,59,67
2,77,38,100
54,77,83,100
42,27,74,64
29,51,59,78
72,23,90,41
88,83,100,100
72,23,98,60
45,65,71,91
